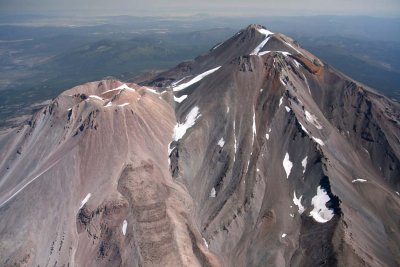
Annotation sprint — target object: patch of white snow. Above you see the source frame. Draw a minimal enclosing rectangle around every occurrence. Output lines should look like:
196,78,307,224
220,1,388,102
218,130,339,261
283,153,293,179
203,238,209,248
305,110,322,129
79,193,92,209
218,138,225,147
299,121,310,134
302,156,308,174
293,192,305,214
89,95,103,101
173,66,221,92
253,111,256,137
352,179,367,183
311,136,325,146
172,106,201,141
212,42,223,50
210,187,216,198
170,76,188,87
145,87,159,94
122,220,128,235
285,106,291,112
115,83,135,91
174,94,188,103
309,186,334,223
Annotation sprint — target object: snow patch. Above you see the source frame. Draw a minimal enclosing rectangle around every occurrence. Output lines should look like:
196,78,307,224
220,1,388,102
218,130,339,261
105,101,113,107
396,191,400,196
299,122,309,134
173,66,221,92
212,42,223,50
89,95,103,101
285,106,291,112
302,156,308,174
233,120,237,156
279,97,283,107
203,238,209,248
210,187,216,198
218,138,225,147
311,136,325,146
251,36,272,55
352,179,367,183
281,233,287,238
171,76,188,87
265,133,269,140
293,192,305,214
309,186,334,223
257,28,274,36
174,94,188,103
118,103,129,107
115,83,135,91
145,87,159,94
122,220,128,235
79,193,92,209
305,110,322,129
283,153,293,179
258,50,292,57
102,84,136,94
285,41,303,55
293,60,301,68
252,111,256,137
250,28,274,55
172,106,201,141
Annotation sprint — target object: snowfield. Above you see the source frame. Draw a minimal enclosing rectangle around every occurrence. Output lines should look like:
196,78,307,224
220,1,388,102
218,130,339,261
352,179,367,183
79,193,92,209
250,28,274,55
293,192,305,214
309,186,334,223
302,156,308,174
283,153,293,179
210,187,216,198
122,220,128,235
174,95,188,103
218,138,225,147
173,66,221,92
173,106,201,141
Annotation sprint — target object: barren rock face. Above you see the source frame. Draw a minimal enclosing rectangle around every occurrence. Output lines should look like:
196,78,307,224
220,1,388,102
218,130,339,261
1,24,399,267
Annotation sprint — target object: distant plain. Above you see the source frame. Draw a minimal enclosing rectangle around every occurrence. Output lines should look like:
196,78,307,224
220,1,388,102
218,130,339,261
1,15,399,128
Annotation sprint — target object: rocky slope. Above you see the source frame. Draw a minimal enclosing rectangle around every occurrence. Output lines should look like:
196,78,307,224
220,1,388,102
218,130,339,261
0,24,399,267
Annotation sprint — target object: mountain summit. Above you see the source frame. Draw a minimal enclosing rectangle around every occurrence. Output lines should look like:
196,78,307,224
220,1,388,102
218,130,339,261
0,24,399,267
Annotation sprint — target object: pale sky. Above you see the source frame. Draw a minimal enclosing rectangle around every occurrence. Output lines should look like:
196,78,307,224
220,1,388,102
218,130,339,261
1,0,400,17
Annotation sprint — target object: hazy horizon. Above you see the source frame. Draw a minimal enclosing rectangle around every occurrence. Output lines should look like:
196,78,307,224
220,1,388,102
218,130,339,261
1,0,400,17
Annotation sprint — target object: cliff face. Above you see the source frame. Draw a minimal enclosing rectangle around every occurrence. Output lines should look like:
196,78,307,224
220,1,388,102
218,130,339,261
0,24,399,267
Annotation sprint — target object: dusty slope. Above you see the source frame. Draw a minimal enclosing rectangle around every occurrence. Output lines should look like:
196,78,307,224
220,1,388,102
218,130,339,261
0,24,399,267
